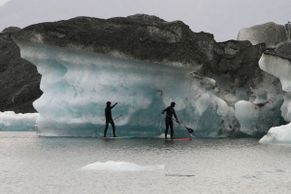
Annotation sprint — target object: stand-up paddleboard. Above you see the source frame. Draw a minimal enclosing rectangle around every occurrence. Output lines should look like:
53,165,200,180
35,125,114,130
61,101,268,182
100,136,192,141
173,137,192,141
164,137,192,141
100,136,135,140
160,133,193,141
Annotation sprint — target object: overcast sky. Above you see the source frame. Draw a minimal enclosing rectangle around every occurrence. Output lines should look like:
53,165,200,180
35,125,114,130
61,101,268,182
0,0,290,41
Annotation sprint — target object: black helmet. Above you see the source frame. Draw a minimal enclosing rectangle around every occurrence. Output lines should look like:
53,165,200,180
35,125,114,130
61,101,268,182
106,101,111,106
170,102,176,107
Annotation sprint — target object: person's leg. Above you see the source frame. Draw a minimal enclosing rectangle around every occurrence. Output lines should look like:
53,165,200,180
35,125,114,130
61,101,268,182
104,122,109,137
165,119,169,139
111,121,116,137
170,120,174,139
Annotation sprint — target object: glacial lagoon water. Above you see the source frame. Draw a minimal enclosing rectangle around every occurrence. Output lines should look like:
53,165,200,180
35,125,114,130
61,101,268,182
1,132,291,194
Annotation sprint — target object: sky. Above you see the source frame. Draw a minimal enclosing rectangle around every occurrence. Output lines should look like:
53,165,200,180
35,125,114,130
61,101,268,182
0,0,10,7
0,0,290,41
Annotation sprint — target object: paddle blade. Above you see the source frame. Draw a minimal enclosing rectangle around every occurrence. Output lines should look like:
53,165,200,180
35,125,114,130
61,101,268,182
186,127,194,133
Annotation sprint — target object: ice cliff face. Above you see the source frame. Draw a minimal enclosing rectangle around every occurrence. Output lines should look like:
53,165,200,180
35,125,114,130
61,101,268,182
15,41,237,137
238,22,291,47
12,14,284,137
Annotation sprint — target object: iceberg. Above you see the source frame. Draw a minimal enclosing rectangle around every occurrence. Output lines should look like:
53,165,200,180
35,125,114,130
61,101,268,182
11,15,285,137
0,111,38,131
259,123,291,144
237,22,291,47
259,46,291,144
259,54,291,93
15,41,237,137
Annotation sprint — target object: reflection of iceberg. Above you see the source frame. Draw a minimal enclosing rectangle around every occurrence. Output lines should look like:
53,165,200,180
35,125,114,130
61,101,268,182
16,41,237,137
80,161,165,172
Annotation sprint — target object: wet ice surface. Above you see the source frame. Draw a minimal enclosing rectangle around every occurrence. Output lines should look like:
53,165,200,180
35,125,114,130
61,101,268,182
1,132,291,194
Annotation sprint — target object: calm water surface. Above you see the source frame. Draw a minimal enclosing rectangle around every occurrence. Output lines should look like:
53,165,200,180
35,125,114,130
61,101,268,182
0,132,291,194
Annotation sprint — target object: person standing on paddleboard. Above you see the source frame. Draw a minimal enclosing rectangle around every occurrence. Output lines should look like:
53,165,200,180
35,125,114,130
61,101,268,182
104,101,118,137
162,102,179,140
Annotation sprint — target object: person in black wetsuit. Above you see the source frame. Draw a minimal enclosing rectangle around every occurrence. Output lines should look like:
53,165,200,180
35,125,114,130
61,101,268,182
162,102,179,140
104,101,118,137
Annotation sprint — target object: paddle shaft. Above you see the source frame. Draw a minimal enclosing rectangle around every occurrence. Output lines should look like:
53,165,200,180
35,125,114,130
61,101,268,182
163,114,195,134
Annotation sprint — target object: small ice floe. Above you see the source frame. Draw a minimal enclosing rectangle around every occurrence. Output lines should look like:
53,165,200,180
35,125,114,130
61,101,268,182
80,161,165,172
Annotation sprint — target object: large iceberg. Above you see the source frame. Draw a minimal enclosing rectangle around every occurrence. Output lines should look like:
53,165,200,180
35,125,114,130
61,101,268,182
10,15,286,137
15,41,237,137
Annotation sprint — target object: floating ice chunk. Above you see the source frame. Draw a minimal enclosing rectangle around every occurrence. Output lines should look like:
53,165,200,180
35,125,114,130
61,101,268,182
259,123,291,144
0,111,38,131
80,161,165,172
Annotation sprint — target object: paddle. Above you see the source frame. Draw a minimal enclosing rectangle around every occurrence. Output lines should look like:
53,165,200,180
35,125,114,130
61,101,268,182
178,122,195,134
164,114,195,135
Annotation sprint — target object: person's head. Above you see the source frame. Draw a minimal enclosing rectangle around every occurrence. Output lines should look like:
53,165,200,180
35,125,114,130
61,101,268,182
170,102,176,107
106,101,111,107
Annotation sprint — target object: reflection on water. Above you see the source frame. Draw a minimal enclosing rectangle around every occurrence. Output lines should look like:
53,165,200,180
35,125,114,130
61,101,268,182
1,132,291,193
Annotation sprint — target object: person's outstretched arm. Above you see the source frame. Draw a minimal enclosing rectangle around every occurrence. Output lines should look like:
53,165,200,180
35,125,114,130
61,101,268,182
173,110,179,123
111,102,118,109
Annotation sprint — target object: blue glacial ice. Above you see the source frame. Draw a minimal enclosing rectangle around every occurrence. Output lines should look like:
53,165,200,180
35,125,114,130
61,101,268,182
16,42,237,137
